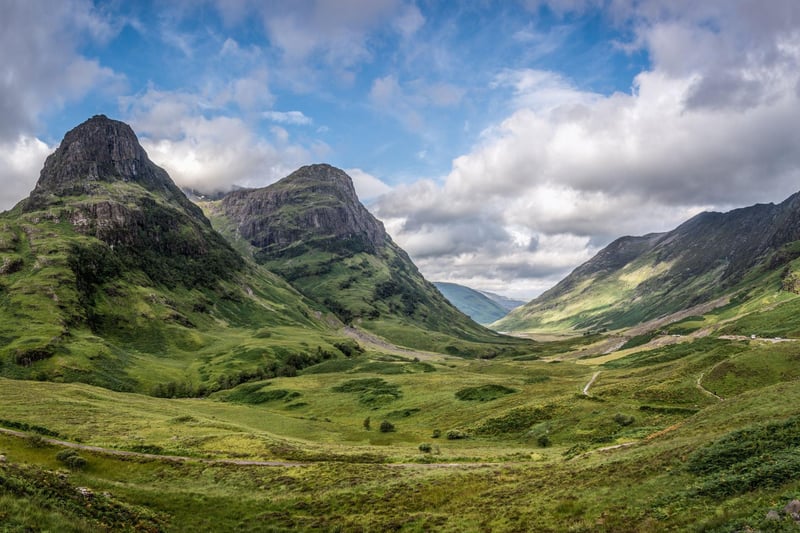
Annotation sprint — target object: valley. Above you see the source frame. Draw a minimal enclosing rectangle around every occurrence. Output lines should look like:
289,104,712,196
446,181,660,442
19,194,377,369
2,115,800,532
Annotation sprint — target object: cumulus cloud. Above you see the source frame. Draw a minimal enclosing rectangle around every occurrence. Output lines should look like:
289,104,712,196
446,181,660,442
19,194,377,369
345,168,393,201
0,136,53,210
375,1,800,299
0,0,123,141
123,88,326,194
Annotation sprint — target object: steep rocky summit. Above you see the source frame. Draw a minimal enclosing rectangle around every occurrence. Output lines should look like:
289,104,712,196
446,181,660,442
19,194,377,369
18,114,242,286
221,164,386,259
211,164,529,356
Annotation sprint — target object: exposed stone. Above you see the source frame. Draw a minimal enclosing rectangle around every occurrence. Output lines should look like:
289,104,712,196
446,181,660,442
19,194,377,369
783,499,800,515
26,115,199,219
221,164,387,255
766,510,781,521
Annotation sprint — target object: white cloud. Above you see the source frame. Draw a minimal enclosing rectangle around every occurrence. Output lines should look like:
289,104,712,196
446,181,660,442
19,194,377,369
375,2,800,299
123,88,324,194
0,0,123,141
263,110,313,125
0,136,53,211
345,168,393,201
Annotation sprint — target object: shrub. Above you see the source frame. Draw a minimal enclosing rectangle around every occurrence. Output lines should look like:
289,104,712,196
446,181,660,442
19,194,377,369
418,443,432,453
613,413,635,426
537,434,552,447
363,417,371,430
26,434,46,448
431,429,441,439
446,429,468,440
56,449,87,470
379,420,395,433
455,384,517,402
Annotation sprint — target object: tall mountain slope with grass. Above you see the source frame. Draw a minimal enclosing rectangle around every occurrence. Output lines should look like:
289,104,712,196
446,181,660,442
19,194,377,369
496,191,800,333
210,164,531,356
433,281,514,324
0,116,348,394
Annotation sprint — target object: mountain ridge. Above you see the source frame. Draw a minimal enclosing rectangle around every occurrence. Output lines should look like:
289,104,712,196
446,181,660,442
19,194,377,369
433,281,515,324
0,116,347,393
207,164,533,356
495,190,800,333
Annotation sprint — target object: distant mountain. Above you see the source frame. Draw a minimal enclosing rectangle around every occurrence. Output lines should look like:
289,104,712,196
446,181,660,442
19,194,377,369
433,282,514,324
495,192,800,334
0,116,346,394
210,164,532,357
478,290,526,312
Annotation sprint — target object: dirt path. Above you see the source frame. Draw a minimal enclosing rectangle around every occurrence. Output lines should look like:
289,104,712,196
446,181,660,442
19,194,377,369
0,427,308,467
341,326,450,362
583,371,601,396
696,369,723,401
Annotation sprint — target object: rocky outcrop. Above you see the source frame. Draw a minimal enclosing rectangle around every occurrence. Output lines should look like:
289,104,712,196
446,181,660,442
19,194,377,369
221,164,386,256
20,115,242,287
25,114,202,220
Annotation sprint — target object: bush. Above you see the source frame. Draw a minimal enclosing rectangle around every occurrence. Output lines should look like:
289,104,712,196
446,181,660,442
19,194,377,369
455,384,517,402
431,429,441,439
613,413,635,426
379,420,395,433
446,429,468,440
363,417,371,430
537,434,551,447
418,443,432,453
56,449,87,470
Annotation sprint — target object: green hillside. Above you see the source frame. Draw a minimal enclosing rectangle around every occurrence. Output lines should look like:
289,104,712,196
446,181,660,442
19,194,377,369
496,194,800,334
433,281,512,324
207,164,534,357
0,116,349,395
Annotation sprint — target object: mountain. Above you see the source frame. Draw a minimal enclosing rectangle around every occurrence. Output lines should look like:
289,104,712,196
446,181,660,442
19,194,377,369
0,116,347,394
208,164,532,357
478,290,525,312
433,282,513,324
495,191,800,334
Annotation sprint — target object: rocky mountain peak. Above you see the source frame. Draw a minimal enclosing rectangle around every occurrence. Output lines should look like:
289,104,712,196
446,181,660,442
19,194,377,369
26,115,193,213
221,164,387,255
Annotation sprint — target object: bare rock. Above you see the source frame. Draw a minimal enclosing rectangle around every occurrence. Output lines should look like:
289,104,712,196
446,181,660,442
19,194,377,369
783,499,800,515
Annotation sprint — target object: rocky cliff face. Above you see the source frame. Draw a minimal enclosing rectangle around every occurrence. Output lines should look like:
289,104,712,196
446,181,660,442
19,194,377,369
221,164,386,256
19,115,242,287
25,115,201,218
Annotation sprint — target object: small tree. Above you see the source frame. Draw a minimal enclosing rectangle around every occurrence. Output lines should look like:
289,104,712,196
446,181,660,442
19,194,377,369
379,420,395,433
363,417,371,430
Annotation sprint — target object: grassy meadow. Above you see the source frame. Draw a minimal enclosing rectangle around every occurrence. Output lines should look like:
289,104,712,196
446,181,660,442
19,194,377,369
2,303,800,532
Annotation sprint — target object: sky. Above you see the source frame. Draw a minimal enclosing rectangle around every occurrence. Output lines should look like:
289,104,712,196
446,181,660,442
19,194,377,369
2,1,800,300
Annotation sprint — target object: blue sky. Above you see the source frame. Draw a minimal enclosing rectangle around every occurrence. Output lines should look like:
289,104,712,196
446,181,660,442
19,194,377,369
2,1,800,298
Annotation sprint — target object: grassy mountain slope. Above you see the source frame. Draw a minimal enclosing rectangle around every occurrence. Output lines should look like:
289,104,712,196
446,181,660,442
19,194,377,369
208,164,533,357
433,281,512,324
496,192,800,334
0,116,349,394
3,304,800,531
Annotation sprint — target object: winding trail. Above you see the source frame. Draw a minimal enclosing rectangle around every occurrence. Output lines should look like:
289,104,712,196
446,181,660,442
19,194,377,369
583,371,601,396
696,369,724,401
0,427,506,470
0,427,308,467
